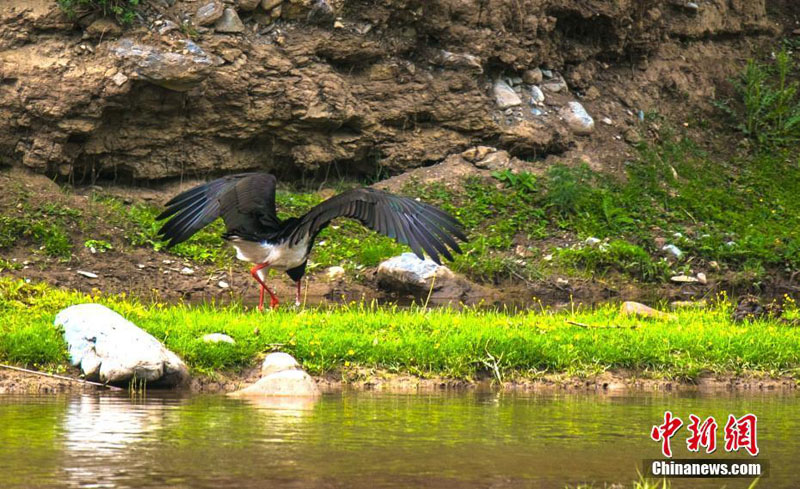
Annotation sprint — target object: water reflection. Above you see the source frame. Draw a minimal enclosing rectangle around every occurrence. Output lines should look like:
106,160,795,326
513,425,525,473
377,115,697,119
0,391,794,489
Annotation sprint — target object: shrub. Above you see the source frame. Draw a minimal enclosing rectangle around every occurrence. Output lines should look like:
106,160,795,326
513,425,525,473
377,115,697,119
57,0,143,25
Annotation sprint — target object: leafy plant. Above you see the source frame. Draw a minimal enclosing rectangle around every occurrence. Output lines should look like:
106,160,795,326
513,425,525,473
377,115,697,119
57,0,144,25
717,48,800,150
84,239,113,253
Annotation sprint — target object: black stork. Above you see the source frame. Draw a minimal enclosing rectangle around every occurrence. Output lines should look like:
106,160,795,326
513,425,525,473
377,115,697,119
156,173,467,310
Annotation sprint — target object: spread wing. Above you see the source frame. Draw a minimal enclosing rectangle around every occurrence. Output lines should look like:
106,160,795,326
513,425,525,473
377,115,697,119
156,173,278,247
289,188,467,265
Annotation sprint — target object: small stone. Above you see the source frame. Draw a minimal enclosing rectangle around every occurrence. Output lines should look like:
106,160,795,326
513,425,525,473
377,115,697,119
326,266,345,281
531,108,543,116
203,333,236,344
522,68,543,84
542,77,567,93
685,2,699,10
333,20,344,28
662,244,683,258
556,277,569,286
195,1,225,26
620,301,672,320
218,280,230,289
541,68,553,78
492,79,522,109
559,101,594,135
261,0,282,10
137,264,146,269
530,85,545,104
157,20,179,35
180,266,195,276
111,72,129,86
270,5,282,19
215,8,245,33
601,117,613,125
696,272,707,285
77,271,98,279
585,237,601,246
624,129,641,144
709,261,720,270
86,18,122,38
543,254,553,261
671,275,700,284
237,0,261,11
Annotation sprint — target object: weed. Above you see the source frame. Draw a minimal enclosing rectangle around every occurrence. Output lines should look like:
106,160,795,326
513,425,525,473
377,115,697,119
84,239,113,253
57,0,144,25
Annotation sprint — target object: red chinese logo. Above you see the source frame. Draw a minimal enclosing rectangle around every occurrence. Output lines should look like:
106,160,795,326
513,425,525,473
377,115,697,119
651,412,759,457
651,411,683,457
686,414,717,453
724,414,759,456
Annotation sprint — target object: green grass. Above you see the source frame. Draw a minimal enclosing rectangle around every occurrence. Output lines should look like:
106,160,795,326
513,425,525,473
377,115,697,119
0,202,80,260
57,0,144,25
2,278,799,380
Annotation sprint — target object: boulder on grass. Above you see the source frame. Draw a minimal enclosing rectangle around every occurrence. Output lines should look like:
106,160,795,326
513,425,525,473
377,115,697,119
54,304,189,386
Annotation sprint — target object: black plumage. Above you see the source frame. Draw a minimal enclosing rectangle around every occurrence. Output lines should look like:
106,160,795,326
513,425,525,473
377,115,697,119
156,173,467,309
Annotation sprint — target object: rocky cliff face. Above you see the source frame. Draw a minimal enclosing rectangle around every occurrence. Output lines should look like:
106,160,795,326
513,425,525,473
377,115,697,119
0,0,775,181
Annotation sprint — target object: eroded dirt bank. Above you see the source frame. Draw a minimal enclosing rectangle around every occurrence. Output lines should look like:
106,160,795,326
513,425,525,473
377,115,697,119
0,0,783,182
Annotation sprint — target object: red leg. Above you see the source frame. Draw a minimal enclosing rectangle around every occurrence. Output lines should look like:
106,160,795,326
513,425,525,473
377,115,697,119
250,262,279,311
295,280,302,306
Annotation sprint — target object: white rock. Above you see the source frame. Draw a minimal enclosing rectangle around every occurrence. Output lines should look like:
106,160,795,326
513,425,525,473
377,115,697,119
493,79,522,109
377,253,453,288
671,275,700,284
232,369,320,397
696,272,707,285
560,101,594,135
662,244,683,259
218,280,230,289
530,85,545,104
203,333,235,344
325,266,345,281
585,237,601,246
543,254,553,261
180,266,195,275
54,304,188,385
261,352,301,377
111,72,129,86
77,270,98,279
601,117,613,125
620,301,672,320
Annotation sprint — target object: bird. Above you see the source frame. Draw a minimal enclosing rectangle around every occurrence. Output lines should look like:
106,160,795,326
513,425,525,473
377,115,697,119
156,173,467,310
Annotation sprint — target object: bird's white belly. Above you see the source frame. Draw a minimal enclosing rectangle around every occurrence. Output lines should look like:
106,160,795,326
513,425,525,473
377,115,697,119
230,237,309,270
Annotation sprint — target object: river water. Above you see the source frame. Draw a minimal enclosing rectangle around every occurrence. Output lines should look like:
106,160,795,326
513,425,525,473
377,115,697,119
0,391,793,488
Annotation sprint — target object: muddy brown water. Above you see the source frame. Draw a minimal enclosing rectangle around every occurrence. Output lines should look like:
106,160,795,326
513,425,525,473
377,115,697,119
0,391,793,488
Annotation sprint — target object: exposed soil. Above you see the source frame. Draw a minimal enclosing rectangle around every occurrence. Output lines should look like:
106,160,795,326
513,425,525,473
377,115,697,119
2,366,797,395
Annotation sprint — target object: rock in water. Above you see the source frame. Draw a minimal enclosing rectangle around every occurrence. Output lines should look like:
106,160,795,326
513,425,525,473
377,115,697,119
54,304,189,386
230,352,320,397
559,101,594,135
111,39,218,92
492,79,522,109
215,8,245,33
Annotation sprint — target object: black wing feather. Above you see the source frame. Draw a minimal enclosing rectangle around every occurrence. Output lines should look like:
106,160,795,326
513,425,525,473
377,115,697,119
289,188,466,265
157,173,278,247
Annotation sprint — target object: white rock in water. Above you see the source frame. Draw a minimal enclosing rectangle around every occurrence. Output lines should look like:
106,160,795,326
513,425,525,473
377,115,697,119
493,79,522,109
662,244,683,258
202,333,235,344
560,101,594,135
232,369,321,397
261,352,301,377
530,85,545,104
326,266,345,281
54,304,189,386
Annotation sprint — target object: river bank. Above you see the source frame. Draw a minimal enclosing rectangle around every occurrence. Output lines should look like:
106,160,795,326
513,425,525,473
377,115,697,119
2,278,799,394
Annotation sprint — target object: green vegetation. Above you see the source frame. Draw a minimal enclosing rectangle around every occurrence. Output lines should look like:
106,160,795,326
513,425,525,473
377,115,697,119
2,278,799,380
717,48,800,151
57,0,144,25
0,202,80,260
567,474,759,489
